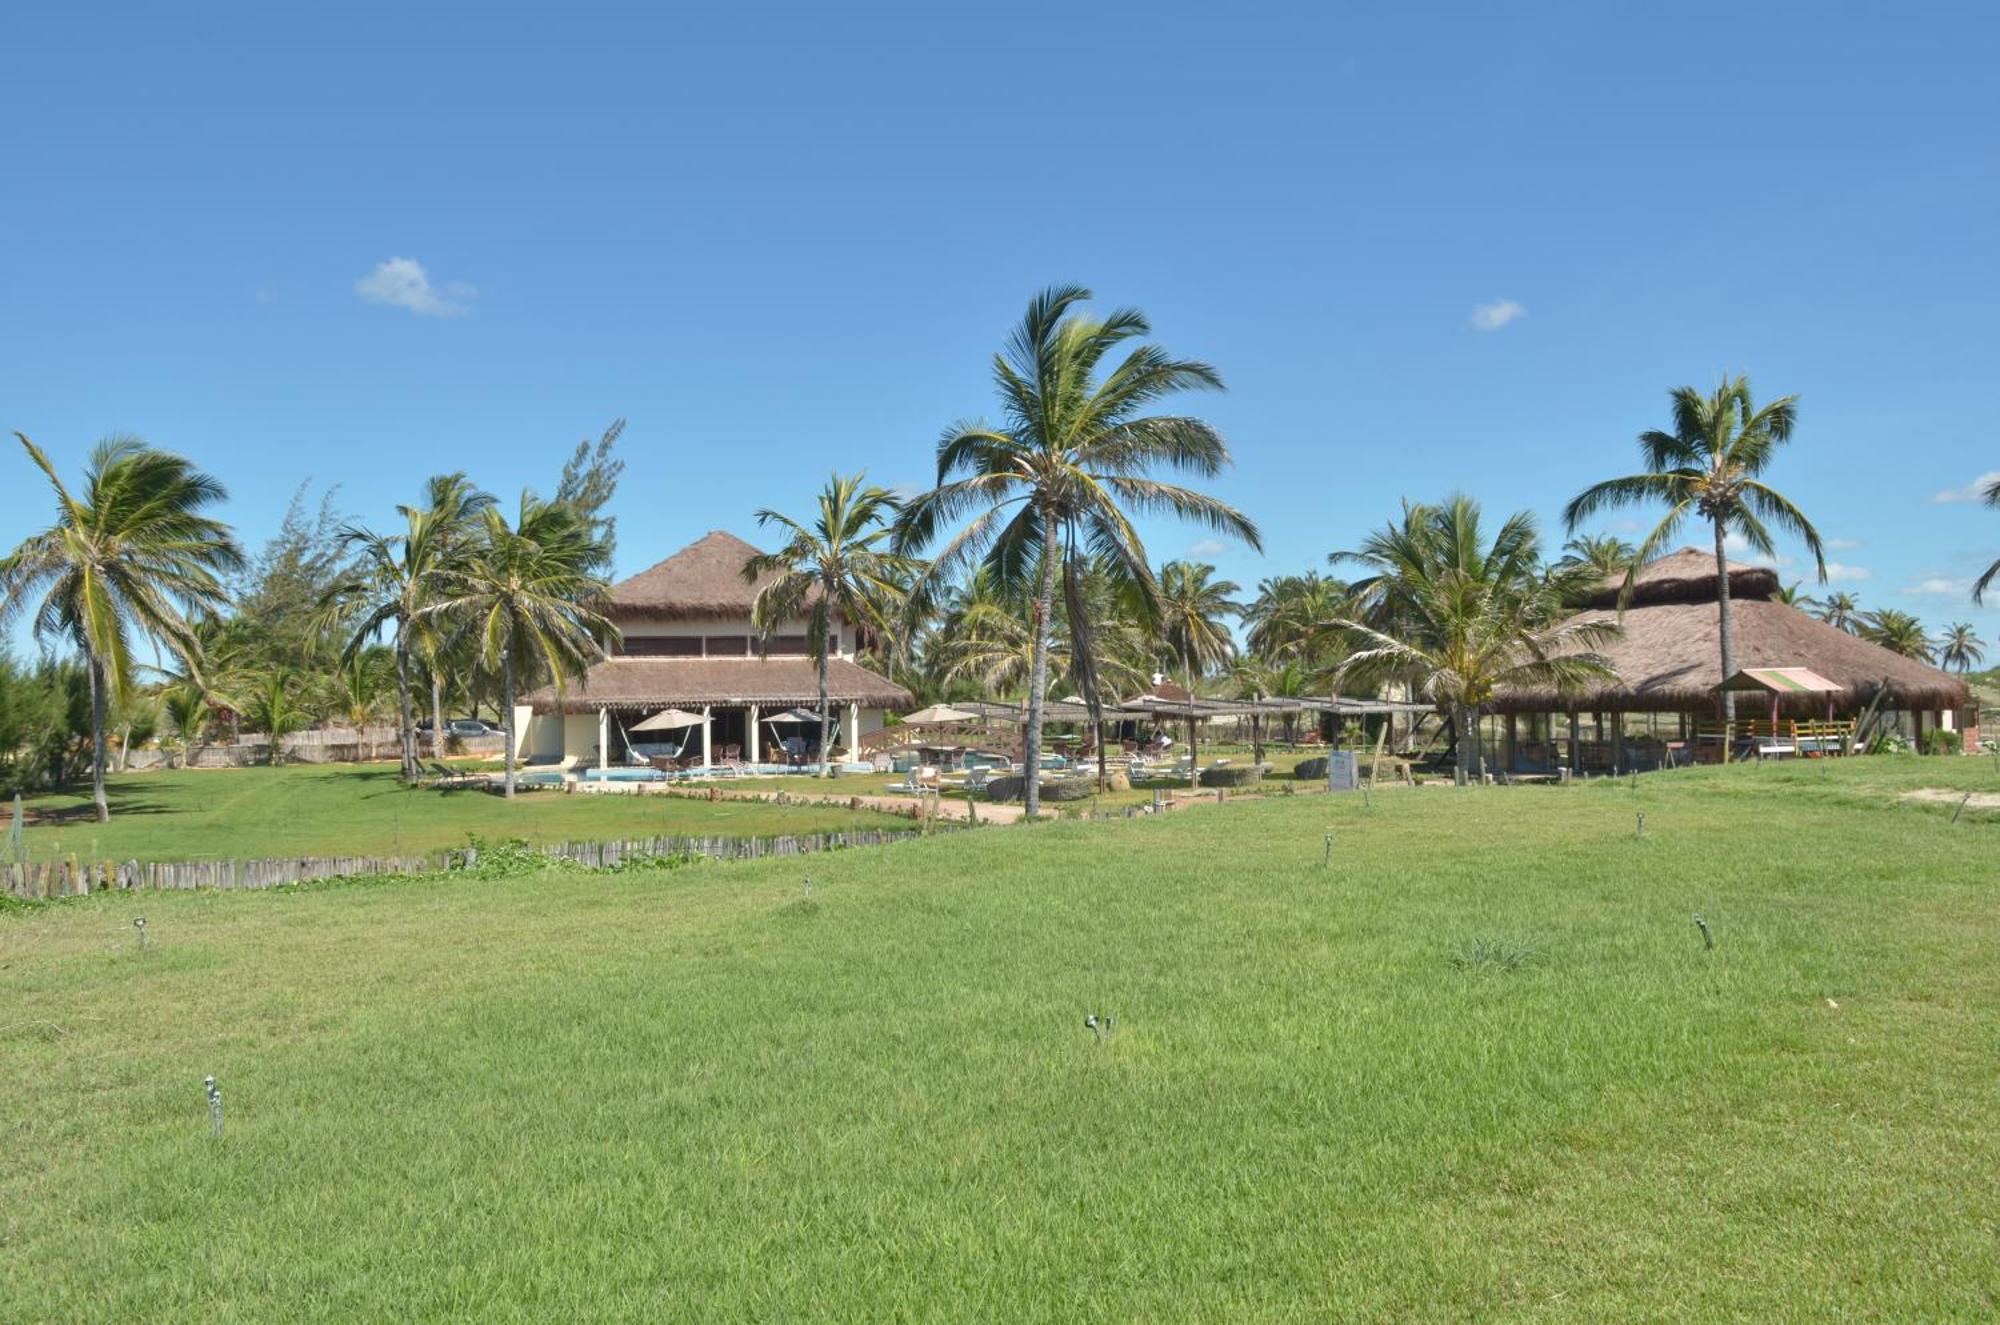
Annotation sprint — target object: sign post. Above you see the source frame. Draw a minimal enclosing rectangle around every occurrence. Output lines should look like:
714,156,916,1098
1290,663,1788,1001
1327,750,1359,793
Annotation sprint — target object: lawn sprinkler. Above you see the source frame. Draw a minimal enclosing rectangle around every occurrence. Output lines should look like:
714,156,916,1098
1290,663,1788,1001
1952,793,1972,826
1692,914,1713,950
1084,1014,1114,1043
802,874,812,900
134,916,148,953
203,1075,223,1138
1322,832,1333,868
1635,813,1645,839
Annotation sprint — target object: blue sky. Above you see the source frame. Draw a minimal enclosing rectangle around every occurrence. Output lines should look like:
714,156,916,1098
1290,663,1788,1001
5,2,1998,645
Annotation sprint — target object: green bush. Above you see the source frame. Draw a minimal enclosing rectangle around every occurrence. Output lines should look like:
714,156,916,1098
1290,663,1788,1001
1293,757,1328,781
1922,729,1962,757
985,776,1095,803
1200,766,1263,788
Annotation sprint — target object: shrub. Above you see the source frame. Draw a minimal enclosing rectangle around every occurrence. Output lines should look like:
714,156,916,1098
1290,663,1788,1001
985,776,1094,803
1922,729,1961,757
1200,766,1262,788
1293,757,1328,780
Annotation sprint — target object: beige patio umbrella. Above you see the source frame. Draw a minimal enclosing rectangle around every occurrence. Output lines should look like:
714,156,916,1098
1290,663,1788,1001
901,703,979,725
630,707,709,732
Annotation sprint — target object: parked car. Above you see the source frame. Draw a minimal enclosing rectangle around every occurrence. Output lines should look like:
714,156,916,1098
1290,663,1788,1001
417,718,499,737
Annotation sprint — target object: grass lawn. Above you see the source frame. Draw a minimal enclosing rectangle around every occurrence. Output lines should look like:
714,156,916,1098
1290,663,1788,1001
4,758,1998,1320
11,763,913,864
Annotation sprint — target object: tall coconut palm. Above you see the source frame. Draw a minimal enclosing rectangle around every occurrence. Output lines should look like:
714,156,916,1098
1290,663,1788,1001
0,434,242,821
1857,609,1933,661
1332,497,1617,785
1975,477,2000,604
1814,591,1861,633
894,284,1259,816
426,497,616,798
1246,572,1352,665
1937,622,1984,675
746,474,917,778
1564,376,1825,720
319,473,494,781
1155,560,1242,775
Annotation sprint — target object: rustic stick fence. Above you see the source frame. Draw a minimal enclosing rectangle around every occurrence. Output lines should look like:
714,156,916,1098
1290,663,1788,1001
3,828,929,901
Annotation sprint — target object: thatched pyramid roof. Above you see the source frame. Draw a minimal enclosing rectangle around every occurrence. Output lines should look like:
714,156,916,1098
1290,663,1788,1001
1493,548,1969,715
609,531,791,620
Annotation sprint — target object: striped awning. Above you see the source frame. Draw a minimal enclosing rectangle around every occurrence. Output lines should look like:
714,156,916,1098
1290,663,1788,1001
1716,667,1843,694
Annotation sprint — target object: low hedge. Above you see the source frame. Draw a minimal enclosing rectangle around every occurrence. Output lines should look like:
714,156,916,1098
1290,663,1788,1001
985,775,1097,803
1199,766,1263,788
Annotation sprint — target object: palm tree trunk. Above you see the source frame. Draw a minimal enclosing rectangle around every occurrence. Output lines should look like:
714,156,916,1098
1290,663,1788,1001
501,652,517,798
393,632,418,781
1454,704,1472,786
431,671,446,760
1023,519,1059,818
88,655,109,823
816,646,831,779
1714,519,1738,724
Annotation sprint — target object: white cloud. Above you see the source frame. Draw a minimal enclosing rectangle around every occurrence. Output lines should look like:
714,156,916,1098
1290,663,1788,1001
355,256,475,317
1187,538,1227,558
1902,576,1973,598
1823,561,1872,583
1929,472,2000,504
1467,298,1525,332
1826,537,1864,551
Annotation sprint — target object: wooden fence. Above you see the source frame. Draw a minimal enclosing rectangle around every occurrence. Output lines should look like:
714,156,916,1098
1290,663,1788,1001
3,828,930,901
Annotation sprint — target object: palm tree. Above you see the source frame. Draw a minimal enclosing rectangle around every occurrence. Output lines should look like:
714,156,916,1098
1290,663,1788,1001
1975,477,2000,603
1155,561,1241,777
1564,376,1825,720
745,474,916,778
1815,591,1861,633
1558,534,1639,579
1937,622,1984,675
1772,581,1816,608
239,668,315,764
158,681,213,769
328,646,397,760
1246,572,1352,665
320,473,494,781
894,284,1259,816
1332,496,1617,785
1858,609,1932,661
0,434,242,821
427,497,616,798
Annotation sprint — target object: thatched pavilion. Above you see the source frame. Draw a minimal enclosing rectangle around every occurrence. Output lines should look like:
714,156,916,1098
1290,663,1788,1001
1490,548,1974,772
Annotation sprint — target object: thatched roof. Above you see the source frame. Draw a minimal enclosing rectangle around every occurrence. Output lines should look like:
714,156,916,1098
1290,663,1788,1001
1582,546,1781,610
1494,555,1969,714
524,657,912,714
609,531,800,621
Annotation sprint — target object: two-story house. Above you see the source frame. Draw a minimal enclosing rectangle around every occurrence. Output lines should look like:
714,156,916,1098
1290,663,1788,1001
515,531,912,768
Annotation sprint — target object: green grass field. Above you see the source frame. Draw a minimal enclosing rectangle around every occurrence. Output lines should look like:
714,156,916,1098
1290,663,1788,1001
11,763,912,863
5,758,1998,1320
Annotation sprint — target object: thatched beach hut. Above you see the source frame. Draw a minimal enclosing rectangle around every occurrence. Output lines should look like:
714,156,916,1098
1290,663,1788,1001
1491,548,1974,771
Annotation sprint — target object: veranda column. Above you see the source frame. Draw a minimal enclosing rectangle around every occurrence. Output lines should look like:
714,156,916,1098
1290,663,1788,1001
702,706,713,767
847,702,860,761
747,704,760,765
598,708,608,773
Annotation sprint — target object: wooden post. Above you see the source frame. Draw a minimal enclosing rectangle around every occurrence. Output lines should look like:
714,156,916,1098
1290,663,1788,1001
1568,711,1580,775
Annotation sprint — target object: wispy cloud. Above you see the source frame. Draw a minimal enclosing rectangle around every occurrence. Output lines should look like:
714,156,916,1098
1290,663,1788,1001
1901,576,1973,598
1187,538,1227,558
355,256,475,317
1826,537,1864,551
1929,472,2000,504
1467,298,1525,332
1823,562,1872,583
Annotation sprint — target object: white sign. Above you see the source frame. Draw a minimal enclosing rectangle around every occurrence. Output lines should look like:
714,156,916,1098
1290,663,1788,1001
1327,751,1360,792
